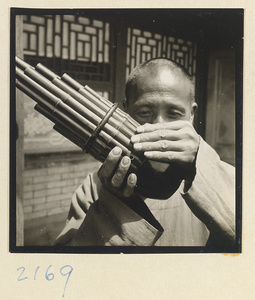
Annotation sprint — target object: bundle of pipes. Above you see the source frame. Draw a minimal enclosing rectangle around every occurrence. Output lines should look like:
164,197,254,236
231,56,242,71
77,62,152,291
15,57,183,199
15,56,145,169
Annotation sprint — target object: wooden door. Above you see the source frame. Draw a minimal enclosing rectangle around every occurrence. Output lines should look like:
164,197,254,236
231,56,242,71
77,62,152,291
205,49,235,166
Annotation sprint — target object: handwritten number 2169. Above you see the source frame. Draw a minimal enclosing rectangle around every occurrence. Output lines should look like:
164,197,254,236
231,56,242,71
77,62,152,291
17,265,73,298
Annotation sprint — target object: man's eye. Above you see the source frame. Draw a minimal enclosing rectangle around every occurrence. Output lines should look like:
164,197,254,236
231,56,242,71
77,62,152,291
136,110,152,117
168,111,184,118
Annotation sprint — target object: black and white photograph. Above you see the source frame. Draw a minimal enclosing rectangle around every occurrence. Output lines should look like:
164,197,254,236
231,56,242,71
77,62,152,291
10,8,243,253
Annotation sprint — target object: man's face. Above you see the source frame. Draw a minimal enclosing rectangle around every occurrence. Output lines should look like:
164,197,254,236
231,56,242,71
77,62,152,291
126,68,197,125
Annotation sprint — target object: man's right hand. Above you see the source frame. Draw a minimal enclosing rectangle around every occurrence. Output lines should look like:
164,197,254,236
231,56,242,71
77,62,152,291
98,146,137,198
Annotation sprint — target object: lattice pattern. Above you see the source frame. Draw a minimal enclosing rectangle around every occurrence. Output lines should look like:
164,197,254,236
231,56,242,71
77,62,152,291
61,59,110,82
23,15,110,63
126,28,197,79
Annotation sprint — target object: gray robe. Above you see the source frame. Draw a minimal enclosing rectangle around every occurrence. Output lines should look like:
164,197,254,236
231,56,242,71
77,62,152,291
56,138,235,247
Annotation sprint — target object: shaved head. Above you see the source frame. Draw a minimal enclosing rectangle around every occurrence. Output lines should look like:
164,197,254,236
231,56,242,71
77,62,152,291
125,58,195,106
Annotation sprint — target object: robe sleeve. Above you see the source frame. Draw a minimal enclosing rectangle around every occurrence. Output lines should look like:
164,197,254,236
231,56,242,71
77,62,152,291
56,172,163,246
180,137,236,248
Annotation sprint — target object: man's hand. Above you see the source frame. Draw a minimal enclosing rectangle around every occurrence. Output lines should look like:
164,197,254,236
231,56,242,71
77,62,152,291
98,146,137,198
131,120,200,175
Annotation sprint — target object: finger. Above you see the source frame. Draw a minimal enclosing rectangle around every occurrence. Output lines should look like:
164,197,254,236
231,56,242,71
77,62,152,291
136,120,191,133
98,146,122,180
133,140,182,152
144,151,180,163
111,156,131,188
123,173,137,198
131,129,180,144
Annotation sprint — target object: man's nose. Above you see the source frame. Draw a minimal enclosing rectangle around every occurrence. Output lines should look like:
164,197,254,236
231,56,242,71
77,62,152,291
152,113,166,124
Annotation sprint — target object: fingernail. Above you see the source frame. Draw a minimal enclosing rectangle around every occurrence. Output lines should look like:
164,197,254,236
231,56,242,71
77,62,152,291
136,126,144,133
122,156,130,166
144,151,152,158
112,147,121,156
134,143,142,151
131,135,140,143
129,173,137,183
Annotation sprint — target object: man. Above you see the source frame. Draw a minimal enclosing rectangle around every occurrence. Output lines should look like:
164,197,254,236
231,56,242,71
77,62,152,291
56,58,235,248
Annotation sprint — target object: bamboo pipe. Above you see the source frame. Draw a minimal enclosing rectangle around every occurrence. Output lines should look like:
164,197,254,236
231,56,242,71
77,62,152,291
16,78,94,143
16,73,144,169
84,85,140,128
15,57,147,171
16,67,95,133
35,63,135,138
16,75,133,157
62,73,139,130
19,64,132,149
35,105,117,163
15,56,138,134
35,105,86,149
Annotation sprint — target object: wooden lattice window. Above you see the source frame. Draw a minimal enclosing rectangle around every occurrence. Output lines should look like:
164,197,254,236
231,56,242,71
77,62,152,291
126,27,197,81
23,15,111,83
23,15,110,62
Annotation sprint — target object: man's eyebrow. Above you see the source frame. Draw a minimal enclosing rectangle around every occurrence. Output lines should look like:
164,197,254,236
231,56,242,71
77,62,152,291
133,98,187,111
167,103,186,112
133,98,155,107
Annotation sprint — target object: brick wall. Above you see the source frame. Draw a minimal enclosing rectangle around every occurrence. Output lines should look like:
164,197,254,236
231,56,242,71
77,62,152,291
22,153,101,220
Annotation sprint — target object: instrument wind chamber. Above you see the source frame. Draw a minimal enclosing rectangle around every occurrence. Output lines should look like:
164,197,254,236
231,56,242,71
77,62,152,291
15,57,183,199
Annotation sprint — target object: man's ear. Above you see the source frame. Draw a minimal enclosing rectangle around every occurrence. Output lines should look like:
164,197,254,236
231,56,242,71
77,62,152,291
190,102,198,123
